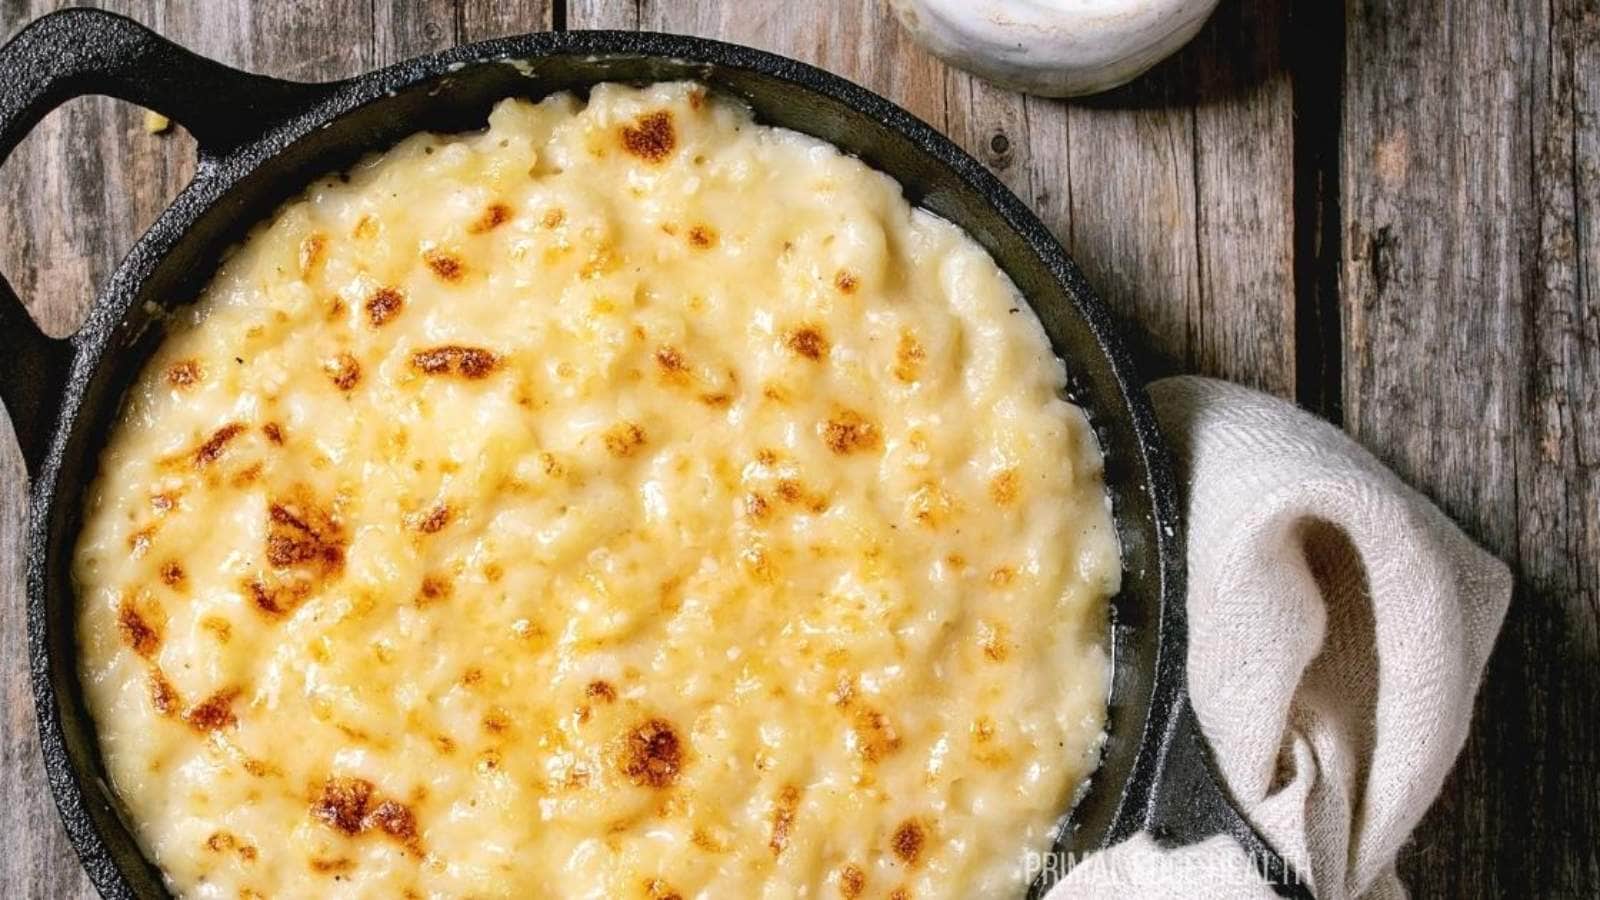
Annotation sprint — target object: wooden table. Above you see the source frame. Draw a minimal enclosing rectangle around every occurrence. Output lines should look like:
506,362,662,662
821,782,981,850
1,1,1593,896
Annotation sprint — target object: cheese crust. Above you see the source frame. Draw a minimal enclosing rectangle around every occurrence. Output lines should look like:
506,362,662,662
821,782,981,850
73,82,1119,900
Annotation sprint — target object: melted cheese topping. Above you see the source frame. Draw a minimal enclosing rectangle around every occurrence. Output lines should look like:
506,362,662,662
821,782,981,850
73,82,1119,900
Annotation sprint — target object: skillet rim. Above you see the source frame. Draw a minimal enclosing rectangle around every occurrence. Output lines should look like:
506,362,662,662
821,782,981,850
20,25,1185,899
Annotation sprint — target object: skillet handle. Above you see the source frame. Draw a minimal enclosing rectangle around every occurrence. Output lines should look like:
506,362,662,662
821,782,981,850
1146,695,1314,898
0,7,333,478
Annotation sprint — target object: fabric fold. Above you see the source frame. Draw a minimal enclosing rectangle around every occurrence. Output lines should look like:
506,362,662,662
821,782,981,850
1047,377,1511,899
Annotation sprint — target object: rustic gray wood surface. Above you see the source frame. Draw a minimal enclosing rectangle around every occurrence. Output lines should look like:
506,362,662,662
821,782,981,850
0,1,1592,897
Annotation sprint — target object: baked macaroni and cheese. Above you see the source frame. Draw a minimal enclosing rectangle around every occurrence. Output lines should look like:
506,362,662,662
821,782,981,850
73,81,1120,899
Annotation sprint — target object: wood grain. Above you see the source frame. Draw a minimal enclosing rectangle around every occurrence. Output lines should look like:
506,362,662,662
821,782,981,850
0,1,1591,897
1343,0,1600,895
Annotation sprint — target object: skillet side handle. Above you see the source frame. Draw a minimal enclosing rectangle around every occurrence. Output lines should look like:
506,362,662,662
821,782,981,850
0,277,71,481
0,7,335,160
1146,697,1315,899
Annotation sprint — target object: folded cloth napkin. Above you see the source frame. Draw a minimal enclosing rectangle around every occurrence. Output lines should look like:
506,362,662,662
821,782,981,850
1048,377,1513,899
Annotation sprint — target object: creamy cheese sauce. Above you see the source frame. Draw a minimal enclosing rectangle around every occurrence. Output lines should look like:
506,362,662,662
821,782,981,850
73,82,1119,900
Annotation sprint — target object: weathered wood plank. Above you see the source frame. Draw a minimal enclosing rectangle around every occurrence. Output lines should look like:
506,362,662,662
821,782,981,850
573,1,950,126
1190,0,1295,395
458,0,553,43
1344,1,1599,896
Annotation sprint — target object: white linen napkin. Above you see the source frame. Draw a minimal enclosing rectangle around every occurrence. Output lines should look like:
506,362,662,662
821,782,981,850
1047,376,1513,899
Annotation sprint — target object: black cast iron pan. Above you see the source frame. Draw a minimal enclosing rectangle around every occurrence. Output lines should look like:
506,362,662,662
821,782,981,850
0,9,1308,898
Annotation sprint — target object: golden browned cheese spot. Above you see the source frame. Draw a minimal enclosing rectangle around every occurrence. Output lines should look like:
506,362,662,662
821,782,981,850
482,708,511,734
972,716,996,742
365,287,405,327
352,214,377,239
889,889,910,900
586,680,617,703
309,856,355,875
262,422,284,445
148,669,180,717
854,707,902,762
989,566,1015,587
245,578,310,617
891,819,926,867
741,542,778,583
183,688,240,732
200,615,232,642
364,799,421,852
908,481,957,529
150,490,180,514
894,331,926,383
325,352,362,391
989,468,1020,505
416,503,452,534
411,345,501,379
424,249,465,281
785,326,829,361
839,864,867,899
194,422,246,467
299,232,327,277
312,776,374,835
687,224,717,248
540,452,565,478
621,718,683,788
166,359,202,388
128,526,152,555
775,478,827,513
834,270,859,294
769,784,801,856
542,208,566,228
205,830,258,862
691,828,726,853
417,574,451,606
831,675,856,708
821,410,879,455
231,461,264,488
643,879,684,900
654,345,690,382
603,421,647,458
243,757,272,778
469,202,512,233
745,492,772,521
620,110,676,163
267,494,346,575
117,597,161,657
159,559,186,589
698,392,733,408
979,620,1009,662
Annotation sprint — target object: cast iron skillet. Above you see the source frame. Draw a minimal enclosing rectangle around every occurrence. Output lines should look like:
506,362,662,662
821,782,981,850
0,9,1308,899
